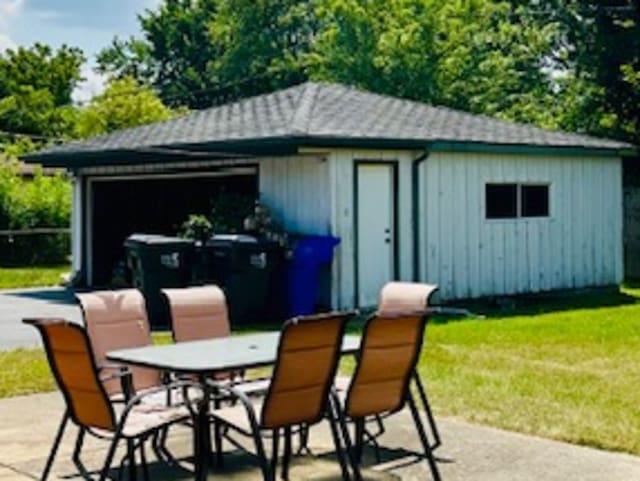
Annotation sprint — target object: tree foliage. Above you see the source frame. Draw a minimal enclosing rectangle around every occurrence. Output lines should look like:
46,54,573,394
75,77,175,138
0,0,637,149
0,44,83,140
97,0,222,109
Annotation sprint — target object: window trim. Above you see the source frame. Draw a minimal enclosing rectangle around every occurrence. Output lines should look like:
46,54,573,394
485,182,550,220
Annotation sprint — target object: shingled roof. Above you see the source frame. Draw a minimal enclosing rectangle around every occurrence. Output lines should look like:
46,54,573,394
25,82,635,166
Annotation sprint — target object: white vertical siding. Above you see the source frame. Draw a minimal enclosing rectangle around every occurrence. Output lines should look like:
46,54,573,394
71,176,83,273
419,152,623,299
327,149,419,309
259,155,331,234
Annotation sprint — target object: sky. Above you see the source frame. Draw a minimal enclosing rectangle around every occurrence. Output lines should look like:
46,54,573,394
0,0,161,102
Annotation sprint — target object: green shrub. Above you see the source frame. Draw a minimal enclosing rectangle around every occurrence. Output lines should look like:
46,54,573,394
0,160,71,265
179,214,213,243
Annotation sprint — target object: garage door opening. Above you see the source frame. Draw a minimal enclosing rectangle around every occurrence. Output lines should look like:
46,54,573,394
88,168,257,287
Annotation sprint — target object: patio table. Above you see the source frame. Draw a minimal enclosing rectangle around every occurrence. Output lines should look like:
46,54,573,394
107,332,362,480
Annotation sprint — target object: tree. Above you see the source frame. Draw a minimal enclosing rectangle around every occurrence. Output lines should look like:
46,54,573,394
97,0,316,108
208,0,315,99
97,0,222,108
75,77,175,138
0,43,84,146
309,0,561,125
309,0,440,101
0,43,84,106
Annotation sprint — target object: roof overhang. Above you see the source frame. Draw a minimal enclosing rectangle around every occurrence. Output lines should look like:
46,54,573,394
21,135,636,169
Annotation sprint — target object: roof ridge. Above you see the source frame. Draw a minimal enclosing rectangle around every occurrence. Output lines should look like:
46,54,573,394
288,82,319,135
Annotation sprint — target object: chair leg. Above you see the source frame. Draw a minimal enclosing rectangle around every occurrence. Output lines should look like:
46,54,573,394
251,427,271,481
99,433,122,481
407,393,441,481
281,426,292,480
354,419,365,464
413,372,441,450
41,411,70,481
296,423,312,455
270,429,280,481
336,413,362,481
139,438,150,481
327,399,351,481
127,439,138,481
213,397,224,469
72,427,85,467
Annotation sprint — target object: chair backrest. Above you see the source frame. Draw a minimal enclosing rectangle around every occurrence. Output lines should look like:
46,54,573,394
76,289,160,396
345,312,428,419
377,282,439,317
260,311,352,429
24,318,116,431
162,285,231,343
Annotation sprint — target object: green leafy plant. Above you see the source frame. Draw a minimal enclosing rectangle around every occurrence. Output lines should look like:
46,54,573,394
179,214,213,243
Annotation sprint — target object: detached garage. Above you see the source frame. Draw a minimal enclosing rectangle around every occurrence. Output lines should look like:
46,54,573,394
24,82,636,308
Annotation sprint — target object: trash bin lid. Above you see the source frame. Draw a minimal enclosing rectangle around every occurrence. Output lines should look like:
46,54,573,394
125,234,194,246
209,234,258,244
292,235,340,264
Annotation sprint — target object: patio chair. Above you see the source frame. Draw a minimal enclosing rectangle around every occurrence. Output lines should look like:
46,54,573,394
75,289,161,399
162,284,269,468
162,284,268,386
76,289,182,465
376,282,441,448
24,318,197,481
334,282,441,460
337,311,441,481
209,311,356,481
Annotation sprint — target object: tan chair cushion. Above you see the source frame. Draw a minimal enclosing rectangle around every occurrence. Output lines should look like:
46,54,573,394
346,315,424,419
162,285,231,343
377,282,438,317
76,289,161,396
212,401,264,437
260,313,348,429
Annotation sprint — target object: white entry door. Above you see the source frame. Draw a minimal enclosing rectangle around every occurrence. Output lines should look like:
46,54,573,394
356,163,397,307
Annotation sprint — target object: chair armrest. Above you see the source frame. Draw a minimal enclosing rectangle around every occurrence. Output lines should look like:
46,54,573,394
207,379,262,433
97,362,134,401
97,361,128,372
120,379,202,422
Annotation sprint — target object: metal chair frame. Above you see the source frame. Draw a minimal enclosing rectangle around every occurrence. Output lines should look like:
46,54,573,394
25,318,197,481
209,311,356,481
336,311,442,481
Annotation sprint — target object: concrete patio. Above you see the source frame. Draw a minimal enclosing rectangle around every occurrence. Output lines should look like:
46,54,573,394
1,392,639,480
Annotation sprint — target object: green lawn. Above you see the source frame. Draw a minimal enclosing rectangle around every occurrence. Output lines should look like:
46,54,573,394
2,286,639,456
0,264,70,289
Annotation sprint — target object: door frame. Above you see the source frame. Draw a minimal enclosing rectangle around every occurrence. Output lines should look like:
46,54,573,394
353,159,400,307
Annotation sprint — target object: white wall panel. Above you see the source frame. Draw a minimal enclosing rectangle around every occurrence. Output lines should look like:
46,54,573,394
259,155,331,235
419,152,623,299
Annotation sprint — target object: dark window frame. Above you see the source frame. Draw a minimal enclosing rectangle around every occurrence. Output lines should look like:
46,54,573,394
485,183,550,220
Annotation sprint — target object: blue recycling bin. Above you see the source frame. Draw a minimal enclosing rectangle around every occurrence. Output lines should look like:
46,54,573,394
287,235,340,316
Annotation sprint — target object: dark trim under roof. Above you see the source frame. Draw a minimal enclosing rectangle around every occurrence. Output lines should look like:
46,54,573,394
23,82,637,167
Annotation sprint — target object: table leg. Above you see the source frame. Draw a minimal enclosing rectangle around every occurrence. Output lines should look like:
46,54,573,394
195,377,212,481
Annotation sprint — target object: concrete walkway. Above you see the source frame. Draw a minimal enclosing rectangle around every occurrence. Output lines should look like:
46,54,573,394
0,288,81,350
1,392,639,480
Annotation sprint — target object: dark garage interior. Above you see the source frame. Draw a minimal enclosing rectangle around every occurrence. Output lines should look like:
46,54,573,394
89,170,257,286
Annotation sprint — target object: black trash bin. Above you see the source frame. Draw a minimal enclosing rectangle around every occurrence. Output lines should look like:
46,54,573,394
199,234,285,324
124,234,195,327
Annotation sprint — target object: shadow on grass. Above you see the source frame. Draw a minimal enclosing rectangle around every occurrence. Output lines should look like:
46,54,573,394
431,285,640,324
